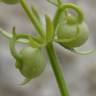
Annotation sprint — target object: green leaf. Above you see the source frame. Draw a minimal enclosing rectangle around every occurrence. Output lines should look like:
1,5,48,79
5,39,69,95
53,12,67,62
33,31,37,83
45,15,54,43
20,0,44,37
31,5,42,25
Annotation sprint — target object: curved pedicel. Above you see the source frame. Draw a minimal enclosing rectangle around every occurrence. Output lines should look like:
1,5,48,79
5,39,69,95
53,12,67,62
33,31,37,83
59,43,96,55
9,32,30,63
9,31,42,62
53,3,84,29
0,28,29,44
71,47,96,55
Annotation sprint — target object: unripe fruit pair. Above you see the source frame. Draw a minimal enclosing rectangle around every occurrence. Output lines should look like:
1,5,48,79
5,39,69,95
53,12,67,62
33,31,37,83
56,16,89,48
10,35,46,80
16,47,46,79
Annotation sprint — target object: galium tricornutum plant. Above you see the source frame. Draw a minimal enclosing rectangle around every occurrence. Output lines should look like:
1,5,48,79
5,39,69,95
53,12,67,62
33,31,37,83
0,0,95,96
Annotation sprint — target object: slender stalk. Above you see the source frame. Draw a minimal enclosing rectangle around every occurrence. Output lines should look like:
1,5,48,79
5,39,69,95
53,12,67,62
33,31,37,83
46,43,69,96
20,0,44,37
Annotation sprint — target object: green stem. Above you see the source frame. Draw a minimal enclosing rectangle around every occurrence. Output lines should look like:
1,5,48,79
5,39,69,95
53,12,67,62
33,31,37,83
20,0,44,37
46,43,69,96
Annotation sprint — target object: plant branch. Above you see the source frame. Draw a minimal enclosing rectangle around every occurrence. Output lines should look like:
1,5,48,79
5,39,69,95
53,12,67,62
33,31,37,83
0,28,28,44
20,0,44,37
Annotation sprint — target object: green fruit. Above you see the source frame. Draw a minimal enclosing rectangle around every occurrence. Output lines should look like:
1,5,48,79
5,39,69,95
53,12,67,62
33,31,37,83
16,46,46,79
56,22,89,48
1,0,19,4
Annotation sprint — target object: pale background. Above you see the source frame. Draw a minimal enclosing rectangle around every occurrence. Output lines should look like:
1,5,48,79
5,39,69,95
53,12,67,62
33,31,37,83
0,0,96,96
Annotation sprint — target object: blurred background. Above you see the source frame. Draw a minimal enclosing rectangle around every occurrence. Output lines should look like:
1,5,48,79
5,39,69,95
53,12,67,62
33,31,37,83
0,0,96,96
